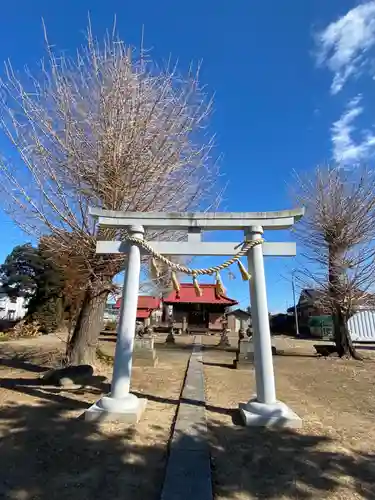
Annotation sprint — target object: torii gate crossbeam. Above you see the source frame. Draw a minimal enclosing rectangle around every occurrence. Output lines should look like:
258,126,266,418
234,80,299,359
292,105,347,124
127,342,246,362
85,209,304,428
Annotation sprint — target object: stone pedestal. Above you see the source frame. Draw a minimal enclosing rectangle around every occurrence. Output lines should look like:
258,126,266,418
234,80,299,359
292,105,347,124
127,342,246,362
165,331,176,344
133,337,158,367
234,340,279,369
182,316,187,334
239,397,302,428
85,394,147,424
234,339,255,368
238,328,245,340
217,329,231,348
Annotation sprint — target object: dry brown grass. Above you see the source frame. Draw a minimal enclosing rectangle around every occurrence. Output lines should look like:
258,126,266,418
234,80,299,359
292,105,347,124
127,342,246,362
204,336,375,500
0,334,188,500
1,333,375,499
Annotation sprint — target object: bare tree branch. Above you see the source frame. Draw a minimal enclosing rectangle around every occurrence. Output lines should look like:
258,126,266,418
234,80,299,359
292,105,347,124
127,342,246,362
0,22,222,363
293,166,375,359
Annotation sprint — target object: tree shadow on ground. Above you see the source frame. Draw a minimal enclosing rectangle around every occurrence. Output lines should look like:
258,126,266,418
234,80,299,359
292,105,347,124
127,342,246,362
276,352,319,359
0,377,374,499
156,342,196,351
0,344,64,371
99,336,117,343
0,356,49,373
356,344,375,351
0,347,59,373
206,419,375,499
132,390,240,423
0,374,109,398
0,389,168,500
134,390,375,498
156,342,237,354
202,360,235,369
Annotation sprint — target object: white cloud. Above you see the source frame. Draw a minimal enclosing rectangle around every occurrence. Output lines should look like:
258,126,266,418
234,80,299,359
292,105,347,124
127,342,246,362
331,95,375,163
316,1,375,94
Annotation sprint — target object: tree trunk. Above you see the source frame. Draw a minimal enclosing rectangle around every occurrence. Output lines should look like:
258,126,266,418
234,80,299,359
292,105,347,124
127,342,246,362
332,307,362,360
65,286,108,365
328,245,362,360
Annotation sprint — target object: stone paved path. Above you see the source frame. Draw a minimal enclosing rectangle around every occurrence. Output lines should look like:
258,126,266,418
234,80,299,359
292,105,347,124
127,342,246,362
161,335,212,500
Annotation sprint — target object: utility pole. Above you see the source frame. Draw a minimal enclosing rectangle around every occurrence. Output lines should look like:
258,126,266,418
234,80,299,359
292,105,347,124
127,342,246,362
292,272,300,337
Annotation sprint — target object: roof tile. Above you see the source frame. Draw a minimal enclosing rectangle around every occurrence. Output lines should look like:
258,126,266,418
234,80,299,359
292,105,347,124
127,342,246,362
164,284,237,305
115,296,160,310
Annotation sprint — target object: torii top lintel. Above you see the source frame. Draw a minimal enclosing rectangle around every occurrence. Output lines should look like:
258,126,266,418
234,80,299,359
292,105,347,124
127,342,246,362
89,208,305,231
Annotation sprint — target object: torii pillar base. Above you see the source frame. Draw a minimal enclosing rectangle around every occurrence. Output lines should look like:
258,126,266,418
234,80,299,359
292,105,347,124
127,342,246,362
239,398,302,428
85,394,147,424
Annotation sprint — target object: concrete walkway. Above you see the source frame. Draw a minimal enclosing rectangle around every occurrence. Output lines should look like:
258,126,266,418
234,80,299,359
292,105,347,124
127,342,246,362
161,336,212,500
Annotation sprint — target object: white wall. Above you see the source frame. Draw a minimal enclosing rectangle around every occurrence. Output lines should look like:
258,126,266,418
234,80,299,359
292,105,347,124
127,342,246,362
0,294,28,320
348,310,375,342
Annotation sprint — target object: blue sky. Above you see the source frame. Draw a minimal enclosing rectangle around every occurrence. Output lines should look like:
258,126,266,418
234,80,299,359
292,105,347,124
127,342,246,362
0,0,373,312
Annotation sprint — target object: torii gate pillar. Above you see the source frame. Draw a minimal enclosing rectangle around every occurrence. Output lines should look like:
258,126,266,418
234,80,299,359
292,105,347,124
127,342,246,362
247,226,276,404
86,208,304,428
85,225,147,423
240,226,301,427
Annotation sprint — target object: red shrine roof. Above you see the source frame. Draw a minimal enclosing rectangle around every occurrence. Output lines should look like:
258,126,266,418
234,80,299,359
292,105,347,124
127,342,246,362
164,284,238,305
136,309,152,319
115,296,161,310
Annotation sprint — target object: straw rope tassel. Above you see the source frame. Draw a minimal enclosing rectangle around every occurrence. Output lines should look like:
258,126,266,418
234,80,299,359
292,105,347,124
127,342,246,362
150,257,161,279
192,274,202,297
215,272,226,297
237,259,251,281
171,271,180,294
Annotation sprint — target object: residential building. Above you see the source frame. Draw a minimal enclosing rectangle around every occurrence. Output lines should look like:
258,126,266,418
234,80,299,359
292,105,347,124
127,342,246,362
103,285,123,323
270,313,294,334
0,293,28,321
103,302,119,323
287,288,331,337
226,308,252,332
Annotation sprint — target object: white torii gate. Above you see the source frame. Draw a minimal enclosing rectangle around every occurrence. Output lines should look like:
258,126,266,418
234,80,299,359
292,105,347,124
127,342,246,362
85,208,304,427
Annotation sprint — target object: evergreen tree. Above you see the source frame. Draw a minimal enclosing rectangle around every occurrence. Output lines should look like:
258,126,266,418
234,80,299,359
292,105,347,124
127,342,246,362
0,244,65,333
0,243,40,298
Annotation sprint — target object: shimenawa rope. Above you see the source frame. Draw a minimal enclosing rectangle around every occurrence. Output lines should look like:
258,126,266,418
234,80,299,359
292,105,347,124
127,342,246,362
124,233,264,297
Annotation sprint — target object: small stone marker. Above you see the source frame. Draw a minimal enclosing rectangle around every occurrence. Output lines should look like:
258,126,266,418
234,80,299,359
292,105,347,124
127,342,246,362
165,330,176,344
234,338,255,369
133,337,158,367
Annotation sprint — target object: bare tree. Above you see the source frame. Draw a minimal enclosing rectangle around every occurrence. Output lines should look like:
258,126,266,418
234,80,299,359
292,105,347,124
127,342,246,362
139,254,192,298
293,166,375,359
0,22,221,364
140,264,173,297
